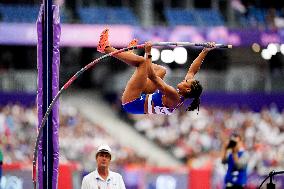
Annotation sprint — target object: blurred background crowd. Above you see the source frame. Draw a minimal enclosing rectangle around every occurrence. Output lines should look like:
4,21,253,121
0,104,146,168
2,103,283,173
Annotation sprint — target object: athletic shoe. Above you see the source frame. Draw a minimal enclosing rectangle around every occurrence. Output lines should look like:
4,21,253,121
97,28,109,53
127,39,138,53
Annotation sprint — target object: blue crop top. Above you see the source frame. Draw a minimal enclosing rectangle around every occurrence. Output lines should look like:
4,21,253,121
122,90,184,115
149,90,185,115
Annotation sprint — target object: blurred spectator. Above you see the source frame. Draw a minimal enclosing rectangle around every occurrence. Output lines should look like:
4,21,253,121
231,0,247,16
274,7,284,28
0,147,3,184
64,0,79,22
221,133,248,189
265,8,277,30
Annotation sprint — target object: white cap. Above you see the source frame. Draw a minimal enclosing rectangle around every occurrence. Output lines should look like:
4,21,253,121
96,144,112,157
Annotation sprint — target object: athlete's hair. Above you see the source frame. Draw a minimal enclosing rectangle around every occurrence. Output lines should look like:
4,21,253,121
184,80,203,112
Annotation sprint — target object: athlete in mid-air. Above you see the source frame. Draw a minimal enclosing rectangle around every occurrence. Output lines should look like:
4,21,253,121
97,28,216,115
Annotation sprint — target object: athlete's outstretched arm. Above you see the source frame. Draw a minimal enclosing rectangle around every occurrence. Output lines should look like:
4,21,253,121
185,42,216,80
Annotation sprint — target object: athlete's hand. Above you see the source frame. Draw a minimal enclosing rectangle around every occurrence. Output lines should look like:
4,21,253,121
145,41,152,53
202,42,216,52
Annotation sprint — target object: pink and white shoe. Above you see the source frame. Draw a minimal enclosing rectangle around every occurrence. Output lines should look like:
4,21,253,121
127,39,138,53
97,28,110,53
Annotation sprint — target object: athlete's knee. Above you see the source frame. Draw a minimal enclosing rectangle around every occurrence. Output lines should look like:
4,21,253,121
161,66,167,75
156,65,167,78
135,56,146,66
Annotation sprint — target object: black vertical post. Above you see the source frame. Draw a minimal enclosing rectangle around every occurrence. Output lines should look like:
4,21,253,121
267,172,275,189
42,0,54,189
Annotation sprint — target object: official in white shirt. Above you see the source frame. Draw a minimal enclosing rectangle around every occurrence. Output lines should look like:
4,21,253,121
81,144,126,189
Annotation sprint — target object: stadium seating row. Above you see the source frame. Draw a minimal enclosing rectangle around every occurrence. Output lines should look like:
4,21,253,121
77,7,138,25
0,4,138,25
165,8,225,26
0,4,68,23
0,4,282,28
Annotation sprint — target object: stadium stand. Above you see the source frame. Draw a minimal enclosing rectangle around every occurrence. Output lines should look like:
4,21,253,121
0,2,281,28
0,4,39,23
196,8,225,26
165,8,224,26
78,6,139,25
0,103,147,171
238,7,267,28
164,8,199,26
131,105,284,172
0,4,68,23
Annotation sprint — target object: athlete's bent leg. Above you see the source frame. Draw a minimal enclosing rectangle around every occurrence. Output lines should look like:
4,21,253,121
122,59,149,104
143,64,167,93
98,29,144,67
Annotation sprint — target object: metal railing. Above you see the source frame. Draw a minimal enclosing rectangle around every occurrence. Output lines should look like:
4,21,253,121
0,68,283,93
0,70,37,92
